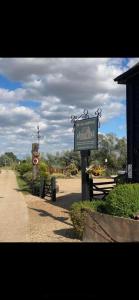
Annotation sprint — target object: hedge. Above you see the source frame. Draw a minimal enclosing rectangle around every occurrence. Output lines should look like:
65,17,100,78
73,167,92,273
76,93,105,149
69,200,104,239
69,183,139,239
103,183,139,218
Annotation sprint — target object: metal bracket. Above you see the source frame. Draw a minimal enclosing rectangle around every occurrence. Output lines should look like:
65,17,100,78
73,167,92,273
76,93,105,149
71,108,102,131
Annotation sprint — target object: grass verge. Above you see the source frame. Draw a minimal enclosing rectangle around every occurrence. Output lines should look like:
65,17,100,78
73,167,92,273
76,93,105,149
16,172,31,194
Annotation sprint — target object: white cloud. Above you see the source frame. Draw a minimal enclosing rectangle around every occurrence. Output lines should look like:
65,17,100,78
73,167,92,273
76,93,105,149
127,58,139,68
0,57,135,157
0,88,26,102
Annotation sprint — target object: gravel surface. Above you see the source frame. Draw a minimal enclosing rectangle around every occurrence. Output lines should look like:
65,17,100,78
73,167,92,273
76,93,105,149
0,171,81,242
0,169,29,242
24,178,82,242
0,171,115,242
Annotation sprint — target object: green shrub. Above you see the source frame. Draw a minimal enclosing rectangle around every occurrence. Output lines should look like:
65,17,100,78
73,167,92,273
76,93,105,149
39,161,48,175
104,183,139,218
16,173,31,194
69,183,139,239
22,171,32,183
65,162,78,176
69,200,104,239
16,161,32,176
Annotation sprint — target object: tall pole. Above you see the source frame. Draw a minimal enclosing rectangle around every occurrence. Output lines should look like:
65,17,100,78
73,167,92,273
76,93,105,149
32,126,41,194
37,125,41,146
81,150,90,200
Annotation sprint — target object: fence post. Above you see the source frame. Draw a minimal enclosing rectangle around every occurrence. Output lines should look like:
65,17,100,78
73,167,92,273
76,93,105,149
51,176,56,202
88,176,93,201
81,150,90,200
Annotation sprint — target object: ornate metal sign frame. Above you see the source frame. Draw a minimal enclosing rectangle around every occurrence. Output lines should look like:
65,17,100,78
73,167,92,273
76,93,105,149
71,109,102,152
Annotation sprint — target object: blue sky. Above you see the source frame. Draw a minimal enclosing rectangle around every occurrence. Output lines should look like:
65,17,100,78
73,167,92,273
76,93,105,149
0,74,22,89
100,115,126,137
0,57,138,158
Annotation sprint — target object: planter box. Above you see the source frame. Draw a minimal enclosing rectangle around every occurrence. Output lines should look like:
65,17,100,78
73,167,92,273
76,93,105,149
82,209,139,242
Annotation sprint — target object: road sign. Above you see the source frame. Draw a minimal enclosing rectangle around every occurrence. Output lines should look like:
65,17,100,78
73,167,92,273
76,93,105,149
33,157,39,165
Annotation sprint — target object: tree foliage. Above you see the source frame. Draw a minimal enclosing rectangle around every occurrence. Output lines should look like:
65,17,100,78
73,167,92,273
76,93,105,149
46,133,127,173
0,152,18,167
0,133,127,174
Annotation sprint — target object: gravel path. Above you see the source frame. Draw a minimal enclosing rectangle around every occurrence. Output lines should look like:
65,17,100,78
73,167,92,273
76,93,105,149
0,169,29,242
0,171,81,242
0,171,115,242
24,178,82,242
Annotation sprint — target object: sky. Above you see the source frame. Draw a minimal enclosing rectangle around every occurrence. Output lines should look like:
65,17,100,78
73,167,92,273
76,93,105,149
0,57,138,159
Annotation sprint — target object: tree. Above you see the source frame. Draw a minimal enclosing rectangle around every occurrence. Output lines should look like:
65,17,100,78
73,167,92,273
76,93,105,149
5,152,18,162
65,162,78,176
46,133,127,173
89,133,127,172
0,152,18,167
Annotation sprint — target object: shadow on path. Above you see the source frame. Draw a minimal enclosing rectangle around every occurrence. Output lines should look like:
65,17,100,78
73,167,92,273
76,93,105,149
53,228,79,240
45,192,82,210
14,187,31,193
28,207,72,226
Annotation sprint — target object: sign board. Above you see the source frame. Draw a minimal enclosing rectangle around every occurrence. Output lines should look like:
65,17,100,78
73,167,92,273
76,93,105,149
128,164,132,179
74,117,98,151
33,157,39,165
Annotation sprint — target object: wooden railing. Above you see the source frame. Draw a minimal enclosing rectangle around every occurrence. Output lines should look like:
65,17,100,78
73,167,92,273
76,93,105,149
88,174,127,200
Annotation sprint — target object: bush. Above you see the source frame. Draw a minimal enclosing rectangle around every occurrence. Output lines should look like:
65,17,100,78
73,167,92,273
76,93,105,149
16,161,32,176
22,171,33,183
65,162,78,176
103,183,139,218
16,173,32,194
69,200,104,239
69,183,139,239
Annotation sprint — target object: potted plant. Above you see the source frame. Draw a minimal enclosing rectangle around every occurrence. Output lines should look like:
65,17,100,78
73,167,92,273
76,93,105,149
86,164,105,176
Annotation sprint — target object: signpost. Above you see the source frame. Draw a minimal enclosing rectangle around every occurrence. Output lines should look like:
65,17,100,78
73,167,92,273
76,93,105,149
32,142,40,194
71,109,101,200
32,143,40,179
74,117,98,151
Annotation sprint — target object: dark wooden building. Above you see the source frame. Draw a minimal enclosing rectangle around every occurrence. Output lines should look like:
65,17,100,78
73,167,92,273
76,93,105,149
114,62,139,182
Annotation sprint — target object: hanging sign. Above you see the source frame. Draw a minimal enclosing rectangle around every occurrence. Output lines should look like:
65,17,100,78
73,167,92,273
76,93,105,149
74,117,98,151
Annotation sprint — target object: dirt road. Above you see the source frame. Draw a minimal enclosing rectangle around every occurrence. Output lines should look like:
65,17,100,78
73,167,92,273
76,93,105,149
0,170,81,242
0,169,29,242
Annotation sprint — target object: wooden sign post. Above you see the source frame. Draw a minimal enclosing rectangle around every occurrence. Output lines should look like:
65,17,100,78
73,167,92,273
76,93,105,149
32,143,40,194
72,112,99,201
